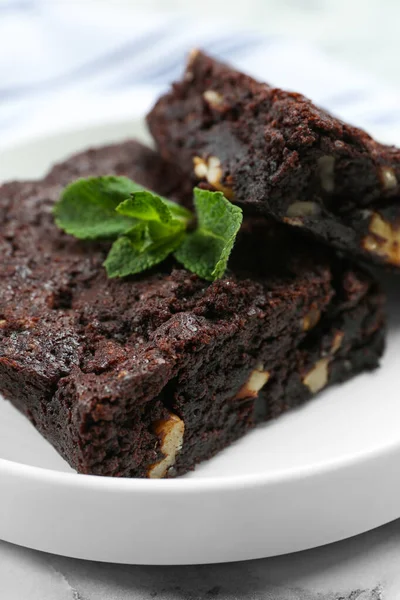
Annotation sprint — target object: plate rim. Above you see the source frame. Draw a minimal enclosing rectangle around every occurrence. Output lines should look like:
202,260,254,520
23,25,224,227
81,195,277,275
1,117,400,563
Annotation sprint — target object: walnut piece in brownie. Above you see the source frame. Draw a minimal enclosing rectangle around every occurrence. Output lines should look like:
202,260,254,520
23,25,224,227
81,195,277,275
147,50,400,269
0,140,385,478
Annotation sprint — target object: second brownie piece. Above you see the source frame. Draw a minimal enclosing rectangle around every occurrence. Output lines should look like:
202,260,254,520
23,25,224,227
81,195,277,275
147,50,400,270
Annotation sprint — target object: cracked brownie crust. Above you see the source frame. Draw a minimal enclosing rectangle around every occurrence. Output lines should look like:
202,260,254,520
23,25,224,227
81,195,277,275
0,140,385,478
147,50,400,270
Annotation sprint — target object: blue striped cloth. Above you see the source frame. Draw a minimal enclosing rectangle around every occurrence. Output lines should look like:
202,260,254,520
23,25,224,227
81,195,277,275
1,0,400,146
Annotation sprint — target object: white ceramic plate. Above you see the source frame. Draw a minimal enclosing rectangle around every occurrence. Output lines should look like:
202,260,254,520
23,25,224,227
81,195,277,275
0,119,400,565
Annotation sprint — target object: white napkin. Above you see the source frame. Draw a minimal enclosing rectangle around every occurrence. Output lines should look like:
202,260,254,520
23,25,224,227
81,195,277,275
1,1,400,146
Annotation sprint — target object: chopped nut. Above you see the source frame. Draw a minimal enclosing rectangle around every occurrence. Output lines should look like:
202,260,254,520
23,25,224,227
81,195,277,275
331,331,344,354
184,48,200,81
193,156,208,178
283,216,304,227
303,358,330,394
192,156,234,199
362,212,400,266
302,307,321,331
117,370,128,379
0,320,6,328
207,156,224,187
317,156,335,192
203,90,224,109
148,413,185,479
286,201,321,218
187,47,200,65
235,364,270,400
379,166,398,190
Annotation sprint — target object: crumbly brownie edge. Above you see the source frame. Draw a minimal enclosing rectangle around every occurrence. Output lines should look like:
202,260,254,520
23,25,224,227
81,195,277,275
173,266,385,475
31,258,385,478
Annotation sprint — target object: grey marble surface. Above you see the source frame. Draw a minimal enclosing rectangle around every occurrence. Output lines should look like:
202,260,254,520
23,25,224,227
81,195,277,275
2,1,400,598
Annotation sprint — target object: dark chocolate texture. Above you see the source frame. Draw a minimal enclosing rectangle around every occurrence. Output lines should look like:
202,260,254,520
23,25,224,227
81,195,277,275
0,140,385,477
147,50,400,270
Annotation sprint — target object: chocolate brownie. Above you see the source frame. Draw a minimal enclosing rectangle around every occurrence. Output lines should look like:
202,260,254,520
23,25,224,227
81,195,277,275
147,50,400,270
0,141,385,478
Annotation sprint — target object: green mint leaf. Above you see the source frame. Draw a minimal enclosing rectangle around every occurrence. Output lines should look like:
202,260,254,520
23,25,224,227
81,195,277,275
104,232,185,278
116,191,191,229
54,176,143,239
174,188,243,281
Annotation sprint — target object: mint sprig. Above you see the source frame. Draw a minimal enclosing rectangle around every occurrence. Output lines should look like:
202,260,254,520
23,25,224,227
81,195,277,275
53,177,242,281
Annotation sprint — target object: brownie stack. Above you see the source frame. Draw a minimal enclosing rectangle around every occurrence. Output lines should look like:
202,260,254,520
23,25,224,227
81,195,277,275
0,51,392,478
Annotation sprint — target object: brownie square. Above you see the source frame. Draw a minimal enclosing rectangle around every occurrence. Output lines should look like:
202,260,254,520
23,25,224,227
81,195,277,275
0,141,385,477
147,50,400,270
